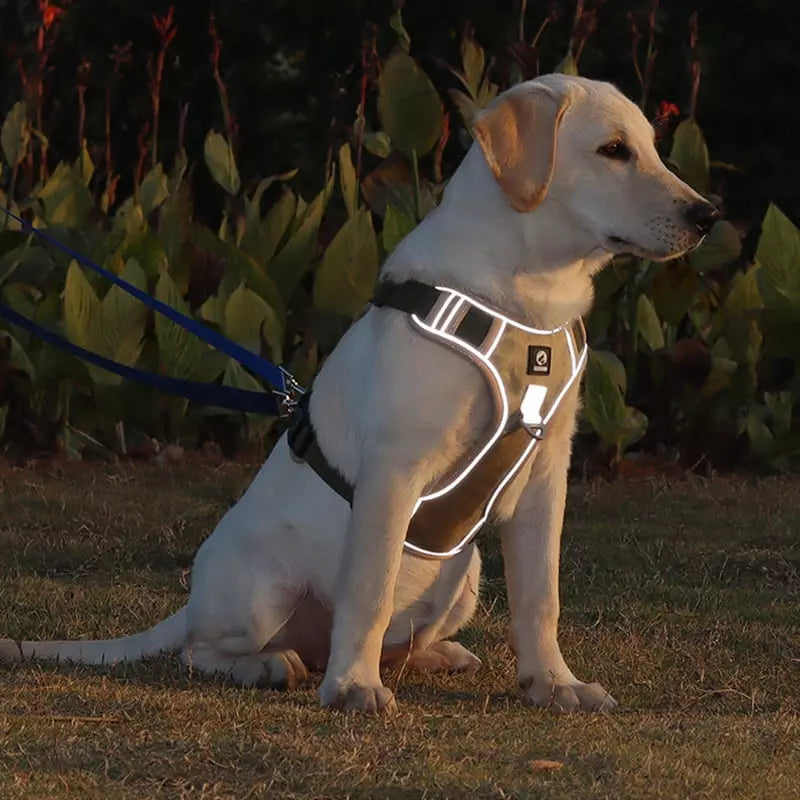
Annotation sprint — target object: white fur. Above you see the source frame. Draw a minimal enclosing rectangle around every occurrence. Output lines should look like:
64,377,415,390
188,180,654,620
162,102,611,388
0,76,714,713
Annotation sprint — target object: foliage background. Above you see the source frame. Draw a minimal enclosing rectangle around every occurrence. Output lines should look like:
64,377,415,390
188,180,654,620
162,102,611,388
0,0,798,472
2,0,796,223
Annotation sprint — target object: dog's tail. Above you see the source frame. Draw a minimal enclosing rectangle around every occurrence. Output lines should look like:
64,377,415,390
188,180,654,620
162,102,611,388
0,605,188,666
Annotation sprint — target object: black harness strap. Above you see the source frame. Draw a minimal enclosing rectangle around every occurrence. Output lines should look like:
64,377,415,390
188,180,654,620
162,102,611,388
287,391,354,504
287,281,495,505
372,280,493,348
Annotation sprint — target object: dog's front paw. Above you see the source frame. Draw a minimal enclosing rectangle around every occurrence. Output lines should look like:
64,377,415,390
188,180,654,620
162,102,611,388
521,675,617,713
319,678,397,714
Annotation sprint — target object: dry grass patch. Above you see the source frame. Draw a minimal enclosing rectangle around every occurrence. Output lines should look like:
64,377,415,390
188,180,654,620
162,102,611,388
1,461,799,798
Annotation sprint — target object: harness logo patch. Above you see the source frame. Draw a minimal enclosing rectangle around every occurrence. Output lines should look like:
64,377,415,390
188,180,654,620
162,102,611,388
527,345,552,376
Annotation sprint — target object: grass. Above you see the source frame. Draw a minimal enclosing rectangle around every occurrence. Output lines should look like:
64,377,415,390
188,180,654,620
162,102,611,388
0,459,798,799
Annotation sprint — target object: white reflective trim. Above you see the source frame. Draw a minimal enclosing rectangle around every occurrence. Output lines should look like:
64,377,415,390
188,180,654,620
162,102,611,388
410,313,510,508
565,326,577,372
434,286,566,335
542,343,588,425
430,292,458,329
439,297,465,333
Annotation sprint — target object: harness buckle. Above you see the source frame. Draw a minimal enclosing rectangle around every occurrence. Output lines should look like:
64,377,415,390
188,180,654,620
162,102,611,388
521,422,545,440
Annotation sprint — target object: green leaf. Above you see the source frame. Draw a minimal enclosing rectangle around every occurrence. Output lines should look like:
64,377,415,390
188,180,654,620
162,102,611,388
555,53,579,75
63,260,100,349
204,131,240,195
699,352,737,399
257,189,297,265
155,269,219,381
168,149,189,194
73,142,94,186
382,202,417,255
583,354,625,441
721,268,763,369
584,351,647,451
765,391,793,438
449,90,479,128
635,294,665,351
158,179,193,269
0,329,35,381
269,175,333,302
241,170,298,254
223,282,283,364
651,259,698,325
339,143,358,218
363,131,392,159
378,50,444,158
755,204,800,318
461,31,485,97
1,101,29,167
747,410,775,462
190,226,285,319
34,162,94,226
689,220,742,273
670,119,710,194
590,349,627,394
137,164,170,216
314,208,379,318
724,266,763,318
388,7,411,52
87,258,148,385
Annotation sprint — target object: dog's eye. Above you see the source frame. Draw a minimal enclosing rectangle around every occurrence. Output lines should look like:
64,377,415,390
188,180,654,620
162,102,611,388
597,140,632,161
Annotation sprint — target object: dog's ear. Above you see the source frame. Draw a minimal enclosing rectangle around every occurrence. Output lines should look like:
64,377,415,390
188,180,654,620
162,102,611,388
472,86,570,213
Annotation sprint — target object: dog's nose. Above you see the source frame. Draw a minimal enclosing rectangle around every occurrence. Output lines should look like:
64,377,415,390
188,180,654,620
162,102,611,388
684,201,720,235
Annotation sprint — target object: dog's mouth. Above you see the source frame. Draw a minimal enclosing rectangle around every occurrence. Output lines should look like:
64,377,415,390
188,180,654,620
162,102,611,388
606,233,700,262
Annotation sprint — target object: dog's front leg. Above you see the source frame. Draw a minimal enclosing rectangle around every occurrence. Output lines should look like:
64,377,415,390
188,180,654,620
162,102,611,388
318,461,418,713
501,440,617,713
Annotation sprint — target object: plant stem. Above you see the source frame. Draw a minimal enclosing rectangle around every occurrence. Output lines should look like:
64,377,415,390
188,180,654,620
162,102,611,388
688,12,701,118
641,0,659,112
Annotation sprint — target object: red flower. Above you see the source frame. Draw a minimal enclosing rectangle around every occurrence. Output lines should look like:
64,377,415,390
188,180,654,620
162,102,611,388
656,101,680,119
652,101,681,141
152,6,177,46
42,3,63,30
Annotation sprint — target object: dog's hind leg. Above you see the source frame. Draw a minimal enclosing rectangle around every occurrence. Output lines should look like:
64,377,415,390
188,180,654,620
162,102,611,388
184,561,310,689
182,643,309,689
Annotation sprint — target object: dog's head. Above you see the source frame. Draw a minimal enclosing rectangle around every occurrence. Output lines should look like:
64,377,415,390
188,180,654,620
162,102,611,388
472,74,719,262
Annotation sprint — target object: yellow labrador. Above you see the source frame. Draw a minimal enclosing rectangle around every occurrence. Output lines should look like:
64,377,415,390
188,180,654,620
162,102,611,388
0,75,717,713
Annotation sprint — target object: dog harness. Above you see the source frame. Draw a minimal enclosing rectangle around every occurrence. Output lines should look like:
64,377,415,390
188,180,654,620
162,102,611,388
288,281,587,560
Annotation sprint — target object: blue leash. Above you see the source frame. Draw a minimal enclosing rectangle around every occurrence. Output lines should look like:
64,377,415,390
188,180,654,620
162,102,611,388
0,208,302,417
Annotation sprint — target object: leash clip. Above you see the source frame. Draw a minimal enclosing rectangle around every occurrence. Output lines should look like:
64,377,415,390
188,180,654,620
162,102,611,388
272,367,306,418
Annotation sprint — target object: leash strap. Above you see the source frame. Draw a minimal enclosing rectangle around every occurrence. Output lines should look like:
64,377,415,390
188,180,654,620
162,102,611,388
0,207,287,392
0,301,281,414
0,206,300,415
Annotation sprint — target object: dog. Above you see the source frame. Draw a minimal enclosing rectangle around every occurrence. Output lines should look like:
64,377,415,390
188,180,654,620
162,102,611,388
0,75,717,713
